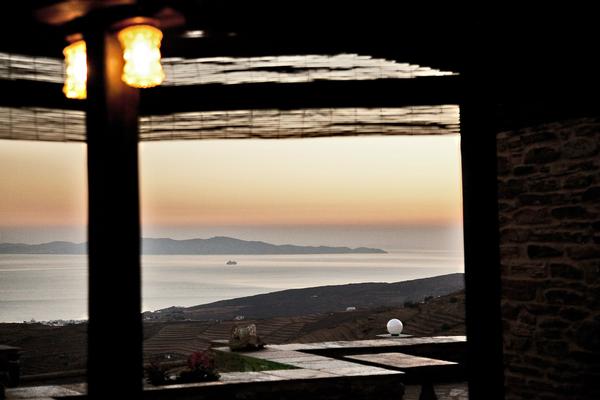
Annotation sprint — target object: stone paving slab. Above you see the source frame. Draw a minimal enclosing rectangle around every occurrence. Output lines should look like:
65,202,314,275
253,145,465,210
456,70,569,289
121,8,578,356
286,359,365,371
6,385,82,399
145,380,225,391
268,343,322,351
248,350,314,360
267,355,326,364
329,366,403,377
276,336,466,351
7,398,55,400
215,345,404,379
214,347,283,358
346,352,458,369
262,368,338,379
219,371,284,383
61,383,86,394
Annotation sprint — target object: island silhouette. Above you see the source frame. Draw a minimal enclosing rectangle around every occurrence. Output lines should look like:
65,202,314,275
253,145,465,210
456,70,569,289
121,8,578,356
0,236,386,255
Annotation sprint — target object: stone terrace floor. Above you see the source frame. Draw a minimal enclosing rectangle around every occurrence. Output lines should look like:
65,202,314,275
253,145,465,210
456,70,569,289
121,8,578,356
7,336,467,400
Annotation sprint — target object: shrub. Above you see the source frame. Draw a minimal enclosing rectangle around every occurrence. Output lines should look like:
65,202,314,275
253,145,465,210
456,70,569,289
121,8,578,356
404,301,418,308
145,361,169,386
178,351,220,383
145,350,220,386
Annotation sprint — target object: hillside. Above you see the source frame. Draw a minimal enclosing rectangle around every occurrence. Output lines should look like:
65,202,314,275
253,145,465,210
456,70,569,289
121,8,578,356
0,236,385,255
0,290,465,379
144,273,464,320
0,241,86,254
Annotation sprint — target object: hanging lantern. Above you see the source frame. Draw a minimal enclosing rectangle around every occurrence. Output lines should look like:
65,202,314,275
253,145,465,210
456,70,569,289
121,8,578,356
63,40,87,99
117,24,165,88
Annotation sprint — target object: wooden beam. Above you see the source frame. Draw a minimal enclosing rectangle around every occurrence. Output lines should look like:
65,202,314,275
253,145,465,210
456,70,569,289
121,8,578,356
0,76,461,114
0,80,85,111
85,27,142,400
3,74,600,130
140,76,461,115
459,25,505,400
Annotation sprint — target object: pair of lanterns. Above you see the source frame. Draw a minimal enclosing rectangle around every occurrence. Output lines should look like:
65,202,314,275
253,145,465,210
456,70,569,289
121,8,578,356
63,24,165,99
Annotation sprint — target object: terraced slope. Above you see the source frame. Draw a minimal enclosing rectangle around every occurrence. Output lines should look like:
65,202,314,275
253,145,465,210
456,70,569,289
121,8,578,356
143,321,212,360
147,273,464,321
142,292,465,361
0,291,465,378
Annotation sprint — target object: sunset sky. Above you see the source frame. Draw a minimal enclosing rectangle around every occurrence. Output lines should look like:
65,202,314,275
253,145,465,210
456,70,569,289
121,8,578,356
0,135,463,249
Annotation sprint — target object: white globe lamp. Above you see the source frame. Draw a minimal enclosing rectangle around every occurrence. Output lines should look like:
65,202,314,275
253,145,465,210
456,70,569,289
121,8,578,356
386,318,403,336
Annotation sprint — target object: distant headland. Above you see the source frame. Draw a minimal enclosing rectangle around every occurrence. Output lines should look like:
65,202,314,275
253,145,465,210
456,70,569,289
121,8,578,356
0,236,386,255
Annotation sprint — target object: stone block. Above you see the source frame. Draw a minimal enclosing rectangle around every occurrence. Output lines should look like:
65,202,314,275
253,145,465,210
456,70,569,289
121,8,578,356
229,324,266,351
518,193,568,206
497,156,511,175
498,179,526,198
537,319,569,340
563,138,598,158
574,320,600,352
514,208,551,225
521,131,559,145
536,340,570,357
582,186,600,202
502,279,539,301
530,231,590,244
544,289,585,305
509,263,548,279
563,175,594,189
559,307,589,321
501,303,521,320
567,161,597,173
525,303,560,315
551,206,590,220
517,309,537,325
505,337,532,351
506,363,542,377
501,228,531,243
528,245,563,259
524,147,561,164
567,246,600,260
500,245,522,258
510,322,536,337
583,262,600,283
528,179,561,192
549,263,584,280
513,165,537,176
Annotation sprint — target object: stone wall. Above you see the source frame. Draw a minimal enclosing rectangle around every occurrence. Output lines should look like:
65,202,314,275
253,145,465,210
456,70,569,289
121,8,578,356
497,117,600,399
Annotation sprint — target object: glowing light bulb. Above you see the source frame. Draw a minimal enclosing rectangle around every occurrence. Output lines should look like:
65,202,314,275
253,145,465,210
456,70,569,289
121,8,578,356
118,24,165,88
63,40,87,99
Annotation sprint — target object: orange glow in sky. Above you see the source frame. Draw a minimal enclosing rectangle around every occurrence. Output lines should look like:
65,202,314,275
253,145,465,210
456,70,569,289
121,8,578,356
0,135,462,233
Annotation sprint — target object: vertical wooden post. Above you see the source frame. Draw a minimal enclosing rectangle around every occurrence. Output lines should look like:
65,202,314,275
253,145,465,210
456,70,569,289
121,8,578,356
460,29,506,400
85,28,142,399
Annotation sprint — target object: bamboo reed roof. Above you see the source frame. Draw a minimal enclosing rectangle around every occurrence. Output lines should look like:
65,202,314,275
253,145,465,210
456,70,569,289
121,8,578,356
0,1,464,142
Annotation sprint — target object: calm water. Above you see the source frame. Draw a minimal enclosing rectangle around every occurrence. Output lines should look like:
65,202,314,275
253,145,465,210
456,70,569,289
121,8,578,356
0,251,463,322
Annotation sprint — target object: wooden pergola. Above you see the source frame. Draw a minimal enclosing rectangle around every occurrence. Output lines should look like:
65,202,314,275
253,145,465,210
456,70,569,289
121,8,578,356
2,2,599,399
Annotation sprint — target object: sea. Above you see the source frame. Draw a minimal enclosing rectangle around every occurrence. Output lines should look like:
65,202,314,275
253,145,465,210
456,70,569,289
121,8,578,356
0,251,463,323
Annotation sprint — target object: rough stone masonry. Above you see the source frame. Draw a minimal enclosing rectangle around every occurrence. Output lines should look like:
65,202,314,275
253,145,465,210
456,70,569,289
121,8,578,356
497,117,600,400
